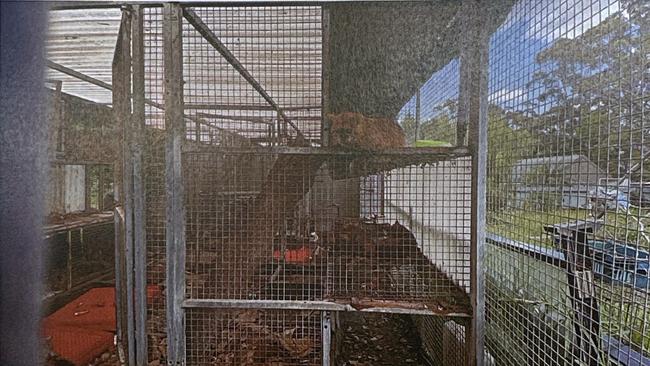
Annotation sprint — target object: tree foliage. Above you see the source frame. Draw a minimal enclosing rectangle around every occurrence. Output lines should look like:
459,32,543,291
523,1,649,179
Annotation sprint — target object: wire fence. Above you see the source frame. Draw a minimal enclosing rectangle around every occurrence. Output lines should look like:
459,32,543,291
484,0,648,364
135,0,650,363
398,0,648,364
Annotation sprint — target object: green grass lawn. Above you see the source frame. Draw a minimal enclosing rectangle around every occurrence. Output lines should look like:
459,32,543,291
488,207,650,250
486,206,650,354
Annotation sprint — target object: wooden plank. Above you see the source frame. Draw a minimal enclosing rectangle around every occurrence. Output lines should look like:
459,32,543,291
163,4,186,365
183,8,303,139
131,5,148,366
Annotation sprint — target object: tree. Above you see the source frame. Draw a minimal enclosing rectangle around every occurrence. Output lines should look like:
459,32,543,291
524,1,649,180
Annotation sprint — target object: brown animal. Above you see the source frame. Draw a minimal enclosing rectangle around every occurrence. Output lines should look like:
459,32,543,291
328,112,405,150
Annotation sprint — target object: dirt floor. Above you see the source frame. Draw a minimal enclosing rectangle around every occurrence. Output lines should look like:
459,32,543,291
89,347,120,366
85,313,431,366
334,312,429,366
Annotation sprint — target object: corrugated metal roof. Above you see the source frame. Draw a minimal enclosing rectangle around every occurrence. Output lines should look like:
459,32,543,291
46,8,121,104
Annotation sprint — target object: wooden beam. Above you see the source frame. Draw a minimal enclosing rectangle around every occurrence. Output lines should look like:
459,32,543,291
183,8,304,138
163,4,186,365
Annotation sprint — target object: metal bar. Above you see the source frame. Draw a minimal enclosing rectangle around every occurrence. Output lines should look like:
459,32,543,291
112,10,134,365
84,166,91,211
464,0,489,364
185,103,321,112
184,299,348,311
196,112,273,125
51,80,64,154
48,1,357,10
51,159,114,166
320,6,330,147
46,60,258,146
67,230,72,290
131,5,148,365
486,233,567,269
322,311,332,366
113,207,127,361
163,4,186,365
48,60,113,91
98,166,105,211
184,145,471,157
182,8,303,138
414,88,421,144
182,299,471,317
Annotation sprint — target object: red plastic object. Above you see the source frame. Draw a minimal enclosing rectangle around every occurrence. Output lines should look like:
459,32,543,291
273,246,312,264
43,286,161,365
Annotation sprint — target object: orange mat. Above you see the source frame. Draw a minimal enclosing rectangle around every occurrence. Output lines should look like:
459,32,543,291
43,286,160,365
43,287,116,365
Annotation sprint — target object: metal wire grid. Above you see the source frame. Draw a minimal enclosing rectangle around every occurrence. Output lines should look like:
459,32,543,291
183,151,471,310
182,6,322,146
44,223,115,293
141,4,476,364
186,309,322,366
397,59,461,146
484,0,649,364
413,315,468,366
143,6,168,363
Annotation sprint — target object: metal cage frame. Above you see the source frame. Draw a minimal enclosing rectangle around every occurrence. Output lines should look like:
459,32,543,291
109,2,490,365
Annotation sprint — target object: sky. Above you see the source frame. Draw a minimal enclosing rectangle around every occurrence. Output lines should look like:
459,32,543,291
398,0,622,122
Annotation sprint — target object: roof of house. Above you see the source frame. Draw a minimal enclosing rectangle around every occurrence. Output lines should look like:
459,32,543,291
512,155,608,186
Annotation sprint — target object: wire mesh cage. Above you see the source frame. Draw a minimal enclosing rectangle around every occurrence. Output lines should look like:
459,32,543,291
182,150,472,308
45,0,650,364
115,2,491,365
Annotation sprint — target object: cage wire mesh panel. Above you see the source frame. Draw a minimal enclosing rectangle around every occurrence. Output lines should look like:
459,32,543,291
186,309,322,365
141,3,479,364
394,53,474,364
397,59,461,147
183,6,323,146
143,6,168,363
484,0,649,365
184,151,471,309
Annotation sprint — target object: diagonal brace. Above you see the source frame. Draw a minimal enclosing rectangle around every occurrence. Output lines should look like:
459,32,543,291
182,8,304,139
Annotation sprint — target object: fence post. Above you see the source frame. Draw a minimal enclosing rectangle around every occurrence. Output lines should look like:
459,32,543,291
414,88,421,144
112,9,134,365
131,5,148,365
461,0,489,365
163,3,187,365
322,311,332,366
